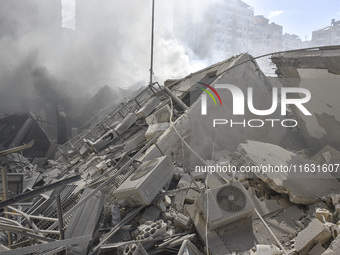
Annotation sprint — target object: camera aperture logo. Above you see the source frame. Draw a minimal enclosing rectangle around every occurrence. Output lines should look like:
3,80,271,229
196,83,312,128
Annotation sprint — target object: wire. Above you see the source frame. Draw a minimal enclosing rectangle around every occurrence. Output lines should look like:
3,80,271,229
165,94,211,252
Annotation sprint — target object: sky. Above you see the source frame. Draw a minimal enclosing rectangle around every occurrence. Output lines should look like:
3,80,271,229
242,0,340,40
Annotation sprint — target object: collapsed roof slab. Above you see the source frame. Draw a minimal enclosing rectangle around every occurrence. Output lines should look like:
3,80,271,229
143,53,287,167
271,47,340,153
238,140,340,205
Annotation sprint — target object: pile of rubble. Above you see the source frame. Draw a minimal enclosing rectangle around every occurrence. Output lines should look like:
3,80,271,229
0,50,340,255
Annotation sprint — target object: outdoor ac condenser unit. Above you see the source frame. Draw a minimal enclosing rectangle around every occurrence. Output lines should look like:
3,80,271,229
113,155,174,207
195,181,253,230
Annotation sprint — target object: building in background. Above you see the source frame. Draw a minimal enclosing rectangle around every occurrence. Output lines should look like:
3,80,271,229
311,19,340,46
282,33,302,51
172,0,305,74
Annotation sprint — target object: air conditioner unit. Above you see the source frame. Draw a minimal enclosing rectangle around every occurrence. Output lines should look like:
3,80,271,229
195,181,253,230
113,156,174,207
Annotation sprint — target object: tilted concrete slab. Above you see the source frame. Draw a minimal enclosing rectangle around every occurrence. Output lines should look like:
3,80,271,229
136,97,160,118
272,48,340,152
114,113,138,135
238,140,340,205
295,218,332,255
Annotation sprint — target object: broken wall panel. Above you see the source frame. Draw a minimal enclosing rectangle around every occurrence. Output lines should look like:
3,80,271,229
238,140,340,204
272,47,340,152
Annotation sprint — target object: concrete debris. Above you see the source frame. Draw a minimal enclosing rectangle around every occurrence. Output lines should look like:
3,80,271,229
294,218,332,255
1,51,340,255
114,113,139,135
308,243,326,255
174,213,191,230
315,208,333,223
255,244,281,255
145,122,170,140
321,234,340,255
123,242,148,255
272,48,340,152
136,96,161,118
145,104,171,125
238,140,340,205
139,206,161,224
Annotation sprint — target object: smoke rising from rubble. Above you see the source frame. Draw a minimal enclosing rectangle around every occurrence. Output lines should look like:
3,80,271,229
0,0,216,130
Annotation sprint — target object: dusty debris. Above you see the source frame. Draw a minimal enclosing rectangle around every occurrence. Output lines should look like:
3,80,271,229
315,208,333,223
322,234,340,255
0,52,340,255
145,104,171,125
308,243,326,255
294,218,332,254
238,140,340,205
136,96,160,118
145,122,170,140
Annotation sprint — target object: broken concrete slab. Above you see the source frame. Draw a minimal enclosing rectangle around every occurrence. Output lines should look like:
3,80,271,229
174,213,191,230
312,145,340,178
308,243,326,255
186,204,231,255
246,188,283,218
145,123,170,140
123,129,146,152
238,140,340,205
272,48,340,152
295,218,332,255
114,113,138,135
145,104,171,125
312,145,340,164
321,234,340,255
139,206,161,224
136,97,160,118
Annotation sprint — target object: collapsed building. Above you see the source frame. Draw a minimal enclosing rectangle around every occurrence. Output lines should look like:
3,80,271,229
0,47,340,255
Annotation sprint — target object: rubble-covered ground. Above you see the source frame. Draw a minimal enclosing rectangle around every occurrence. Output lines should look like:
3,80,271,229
0,50,340,255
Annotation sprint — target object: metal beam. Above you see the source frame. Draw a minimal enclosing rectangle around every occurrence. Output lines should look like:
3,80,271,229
89,206,144,255
0,175,81,209
149,0,155,85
